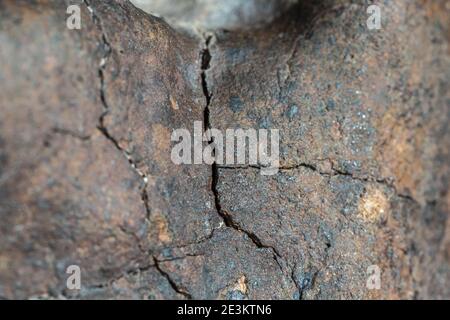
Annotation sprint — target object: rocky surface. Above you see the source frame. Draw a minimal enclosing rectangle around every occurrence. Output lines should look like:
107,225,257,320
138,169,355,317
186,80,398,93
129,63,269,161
0,0,449,299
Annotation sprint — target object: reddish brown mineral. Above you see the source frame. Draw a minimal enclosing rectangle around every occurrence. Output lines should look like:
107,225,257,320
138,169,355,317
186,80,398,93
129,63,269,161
0,0,449,299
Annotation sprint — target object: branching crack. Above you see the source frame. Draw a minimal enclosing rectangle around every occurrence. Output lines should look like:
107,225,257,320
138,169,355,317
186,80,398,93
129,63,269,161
200,33,286,278
219,161,419,204
310,165,411,201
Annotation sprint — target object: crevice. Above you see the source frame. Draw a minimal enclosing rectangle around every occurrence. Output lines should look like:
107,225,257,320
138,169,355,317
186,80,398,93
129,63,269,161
201,33,213,131
213,164,285,270
199,33,285,276
153,257,192,299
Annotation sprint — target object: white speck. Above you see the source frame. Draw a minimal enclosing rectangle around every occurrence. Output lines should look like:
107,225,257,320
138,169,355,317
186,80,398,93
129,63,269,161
100,58,107,68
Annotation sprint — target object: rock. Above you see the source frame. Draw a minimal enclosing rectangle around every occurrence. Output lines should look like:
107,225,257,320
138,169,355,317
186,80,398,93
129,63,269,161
0,0,449,299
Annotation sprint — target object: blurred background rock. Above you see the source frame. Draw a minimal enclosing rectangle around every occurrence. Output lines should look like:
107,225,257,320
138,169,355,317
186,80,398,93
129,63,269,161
130,0,298,30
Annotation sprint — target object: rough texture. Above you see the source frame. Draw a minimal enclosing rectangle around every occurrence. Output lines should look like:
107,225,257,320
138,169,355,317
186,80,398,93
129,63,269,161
0,0,449,299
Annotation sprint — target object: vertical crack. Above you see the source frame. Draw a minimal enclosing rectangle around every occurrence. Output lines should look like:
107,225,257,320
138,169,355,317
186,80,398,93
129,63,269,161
200,34,286,277
84,0,151,222
201,34,213,132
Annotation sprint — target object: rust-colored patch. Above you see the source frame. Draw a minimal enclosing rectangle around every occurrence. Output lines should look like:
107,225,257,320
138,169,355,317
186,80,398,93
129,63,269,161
169,95,179,111
151,212,171,244
235,275,248,294
152,124,171,170
218,275,248,298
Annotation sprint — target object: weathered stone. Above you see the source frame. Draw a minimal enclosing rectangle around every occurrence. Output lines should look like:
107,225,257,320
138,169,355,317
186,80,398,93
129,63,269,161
0,0,449,299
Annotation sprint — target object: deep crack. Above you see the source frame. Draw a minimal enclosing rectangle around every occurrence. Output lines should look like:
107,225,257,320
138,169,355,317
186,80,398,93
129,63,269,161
200,33,286,278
